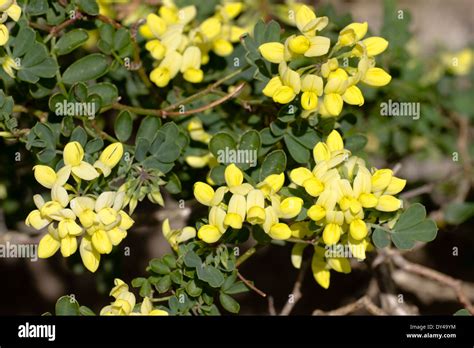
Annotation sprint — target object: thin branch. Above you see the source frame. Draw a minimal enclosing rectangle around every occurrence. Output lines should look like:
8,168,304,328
268,296,277,316
387,250,474,314
280,260,309,316
112,82,246,118
400,183,434,200
313,295,387,316
237,271,266,298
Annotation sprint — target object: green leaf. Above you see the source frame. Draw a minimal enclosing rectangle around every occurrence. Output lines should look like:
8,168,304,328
185,280,202,297
85,138,104,153
219,292,240,313
62,54,108,85
37,148,56,163
88,83,118,106
149,259,171,275
238,130,261,169
391,204,438,249
453,309,471,316
79,306,95,316
55,29,89,55
196,264,225,288
136,116,160,142
70,126,88,146
131,277,146,287
139,280,152,297
372,228,391,249
55,296,80,315
115,110,133,142
224,281,249,295
184,250,202,268
344,134,367,153
444,202,474,225
259,149,286,181
209,132,237,162
155,275,172,293
76,0,99,15
164,173,182,194
284,133,310,163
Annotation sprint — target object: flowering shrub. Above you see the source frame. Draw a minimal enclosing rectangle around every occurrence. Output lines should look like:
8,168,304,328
1,0,472,316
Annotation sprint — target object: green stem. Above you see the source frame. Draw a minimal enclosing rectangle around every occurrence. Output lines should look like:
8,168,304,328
151,296,172,302
367,223,392,234
236,243,262,267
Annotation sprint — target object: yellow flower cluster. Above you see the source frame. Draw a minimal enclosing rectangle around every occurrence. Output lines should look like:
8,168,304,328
258,5,391,117
0,0,21,46
140,0,247,87
25,142,134,273
101,279,168,316
289,130,406,288
193,163,304,243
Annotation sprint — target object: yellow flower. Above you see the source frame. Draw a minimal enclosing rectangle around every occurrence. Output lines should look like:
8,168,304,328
94,142,123,177
246,189,266,225
150,50,182,87
62,141,100,181
181,46,204,83
193,182,227,206
197,224,222,243
224,194,246,229
224,164,253,195
300,74,323,110
162,219,196,249
338,22,368,46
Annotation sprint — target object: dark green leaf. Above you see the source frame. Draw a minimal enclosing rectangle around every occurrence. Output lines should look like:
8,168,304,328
62,54,108,85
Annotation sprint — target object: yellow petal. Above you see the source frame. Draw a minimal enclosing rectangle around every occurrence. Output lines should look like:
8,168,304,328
301,91,318,110
60,235,78,257
273,86,296,104
322,223,341,246
342,85,364,106
376,195,401,212
262,76,283,97
225,163,243,187
323,93,343,116
146,13,167,37
269,222,292,240
384,177,406,195
213,39,233,57
197,224,222,243
64,142,84,166
194,182,215,206
326,130,344,152
349,219,367,240
362,67,392,87
279,197,303,219
33,165,57,189
0,24,9,46
80,236,101,272
305,36,330,57
38,233,60,258
307,204,325,221
311,253,330,289
362,37,388,56
92,230,113,254
291,243,308,269
288,35,310,54
327,257,351,273
258,42,285,64
71,161,99,181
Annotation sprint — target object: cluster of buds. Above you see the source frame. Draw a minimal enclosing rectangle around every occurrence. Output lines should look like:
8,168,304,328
193,163,304,243
140,0,247,87
101,279,168,315
289,130,406,288
258,5,391,117
25,142,134,273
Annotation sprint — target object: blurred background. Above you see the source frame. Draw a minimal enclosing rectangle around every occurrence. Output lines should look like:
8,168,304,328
0,0,472,315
